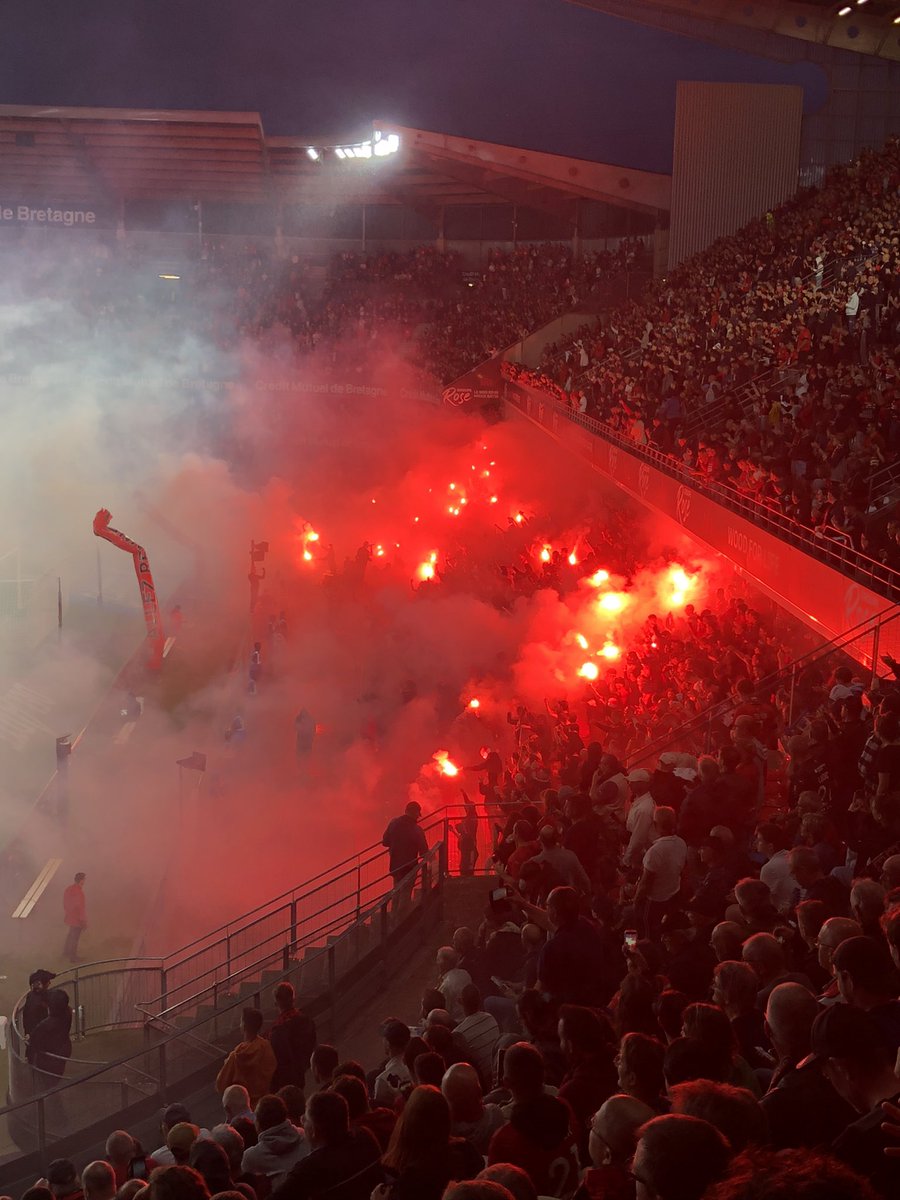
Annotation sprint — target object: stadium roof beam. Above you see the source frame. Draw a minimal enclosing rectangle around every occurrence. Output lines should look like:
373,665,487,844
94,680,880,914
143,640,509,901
380,125,671,216
563,0,900,63
415,153,578,226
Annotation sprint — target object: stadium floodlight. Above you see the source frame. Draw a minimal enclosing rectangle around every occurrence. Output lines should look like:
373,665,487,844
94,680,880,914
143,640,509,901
373,133,400,157
306,147,319,161
330,132,400,161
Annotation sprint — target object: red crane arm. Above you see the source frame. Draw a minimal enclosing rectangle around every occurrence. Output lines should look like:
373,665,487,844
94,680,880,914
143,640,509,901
92,508,166,669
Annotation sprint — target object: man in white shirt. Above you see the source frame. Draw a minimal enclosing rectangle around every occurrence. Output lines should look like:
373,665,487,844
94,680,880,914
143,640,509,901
372,1018,412,1106
845,288,860,332
436,947,472,1022
636,806,687,939
624,769,655,868
756,823,796,914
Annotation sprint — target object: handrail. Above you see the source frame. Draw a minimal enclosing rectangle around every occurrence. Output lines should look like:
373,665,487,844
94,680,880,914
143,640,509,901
142,1015,226,1061
161,840,388,971
3,838,448,1124
503,376,900,601
140,814,455,1015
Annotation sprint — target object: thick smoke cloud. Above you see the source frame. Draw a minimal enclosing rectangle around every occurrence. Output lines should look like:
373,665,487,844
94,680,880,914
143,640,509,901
0,236,723,958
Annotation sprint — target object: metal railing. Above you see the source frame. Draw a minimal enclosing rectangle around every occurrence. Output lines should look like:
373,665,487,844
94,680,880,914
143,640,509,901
503,378,900,603
3,831,461,1167
3,803,507,1167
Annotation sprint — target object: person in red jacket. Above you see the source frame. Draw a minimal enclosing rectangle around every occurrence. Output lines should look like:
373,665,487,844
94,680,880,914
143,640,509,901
63,872,87,963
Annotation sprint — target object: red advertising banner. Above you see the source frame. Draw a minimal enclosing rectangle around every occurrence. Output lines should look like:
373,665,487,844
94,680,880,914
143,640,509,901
442,355,503,413
506,382,899,665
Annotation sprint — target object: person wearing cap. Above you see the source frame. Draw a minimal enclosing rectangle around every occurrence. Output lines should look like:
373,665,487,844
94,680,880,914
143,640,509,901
23,969,56,1036
45,1159,83,1200
810,1004,900,1197
166,1122,200,1165
650,753,690,813
635,808,687,940
623,769,655,869
381,801,428,900
150,1103,209,1166
373,1018,412,1105
761,982,855,1150
832,935,900,1051
26,987,73,1077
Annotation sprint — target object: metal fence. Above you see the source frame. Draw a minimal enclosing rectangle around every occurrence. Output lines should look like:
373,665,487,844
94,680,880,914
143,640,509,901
4,800,511,1166
4,834,459,1165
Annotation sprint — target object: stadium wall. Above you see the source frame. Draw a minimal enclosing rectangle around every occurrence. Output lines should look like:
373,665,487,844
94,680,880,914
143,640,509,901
668,82,802,269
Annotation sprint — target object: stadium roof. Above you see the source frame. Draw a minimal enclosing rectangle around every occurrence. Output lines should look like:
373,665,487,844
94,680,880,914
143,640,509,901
0,105,671,217
566,0,900,62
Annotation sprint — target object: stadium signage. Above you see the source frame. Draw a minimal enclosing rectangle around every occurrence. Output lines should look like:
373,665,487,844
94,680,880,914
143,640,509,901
1,205,98,226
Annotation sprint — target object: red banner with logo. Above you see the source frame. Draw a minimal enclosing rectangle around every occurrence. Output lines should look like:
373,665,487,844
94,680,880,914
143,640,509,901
442,356,502,413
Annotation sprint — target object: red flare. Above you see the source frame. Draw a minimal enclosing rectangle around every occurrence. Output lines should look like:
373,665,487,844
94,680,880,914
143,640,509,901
433,750,459,777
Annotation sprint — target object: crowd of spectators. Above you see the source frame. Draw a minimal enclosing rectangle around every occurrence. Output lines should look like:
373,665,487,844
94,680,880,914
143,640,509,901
13,595,900,1200
0,231,648,385
505,136,900,565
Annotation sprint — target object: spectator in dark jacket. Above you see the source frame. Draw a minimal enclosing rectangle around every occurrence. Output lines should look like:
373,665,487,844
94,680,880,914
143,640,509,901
26,988,73,1077
269,982,316,1090
382,802,428,891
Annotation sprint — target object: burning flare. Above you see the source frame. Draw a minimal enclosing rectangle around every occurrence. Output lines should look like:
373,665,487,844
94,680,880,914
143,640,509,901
598,591,628,613
433,750,459,777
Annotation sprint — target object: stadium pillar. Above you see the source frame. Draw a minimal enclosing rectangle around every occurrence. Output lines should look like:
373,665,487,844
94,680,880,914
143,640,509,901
436,204,445,253
275,202,284,255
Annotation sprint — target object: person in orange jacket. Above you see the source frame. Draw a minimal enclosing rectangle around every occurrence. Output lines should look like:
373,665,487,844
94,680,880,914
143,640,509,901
216,1008,277,1106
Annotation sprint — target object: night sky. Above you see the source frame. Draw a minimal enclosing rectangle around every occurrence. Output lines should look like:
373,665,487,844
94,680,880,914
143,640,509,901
1,0,827,173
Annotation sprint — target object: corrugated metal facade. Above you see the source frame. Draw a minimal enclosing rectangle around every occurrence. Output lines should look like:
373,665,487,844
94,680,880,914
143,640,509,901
668,82,802,270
